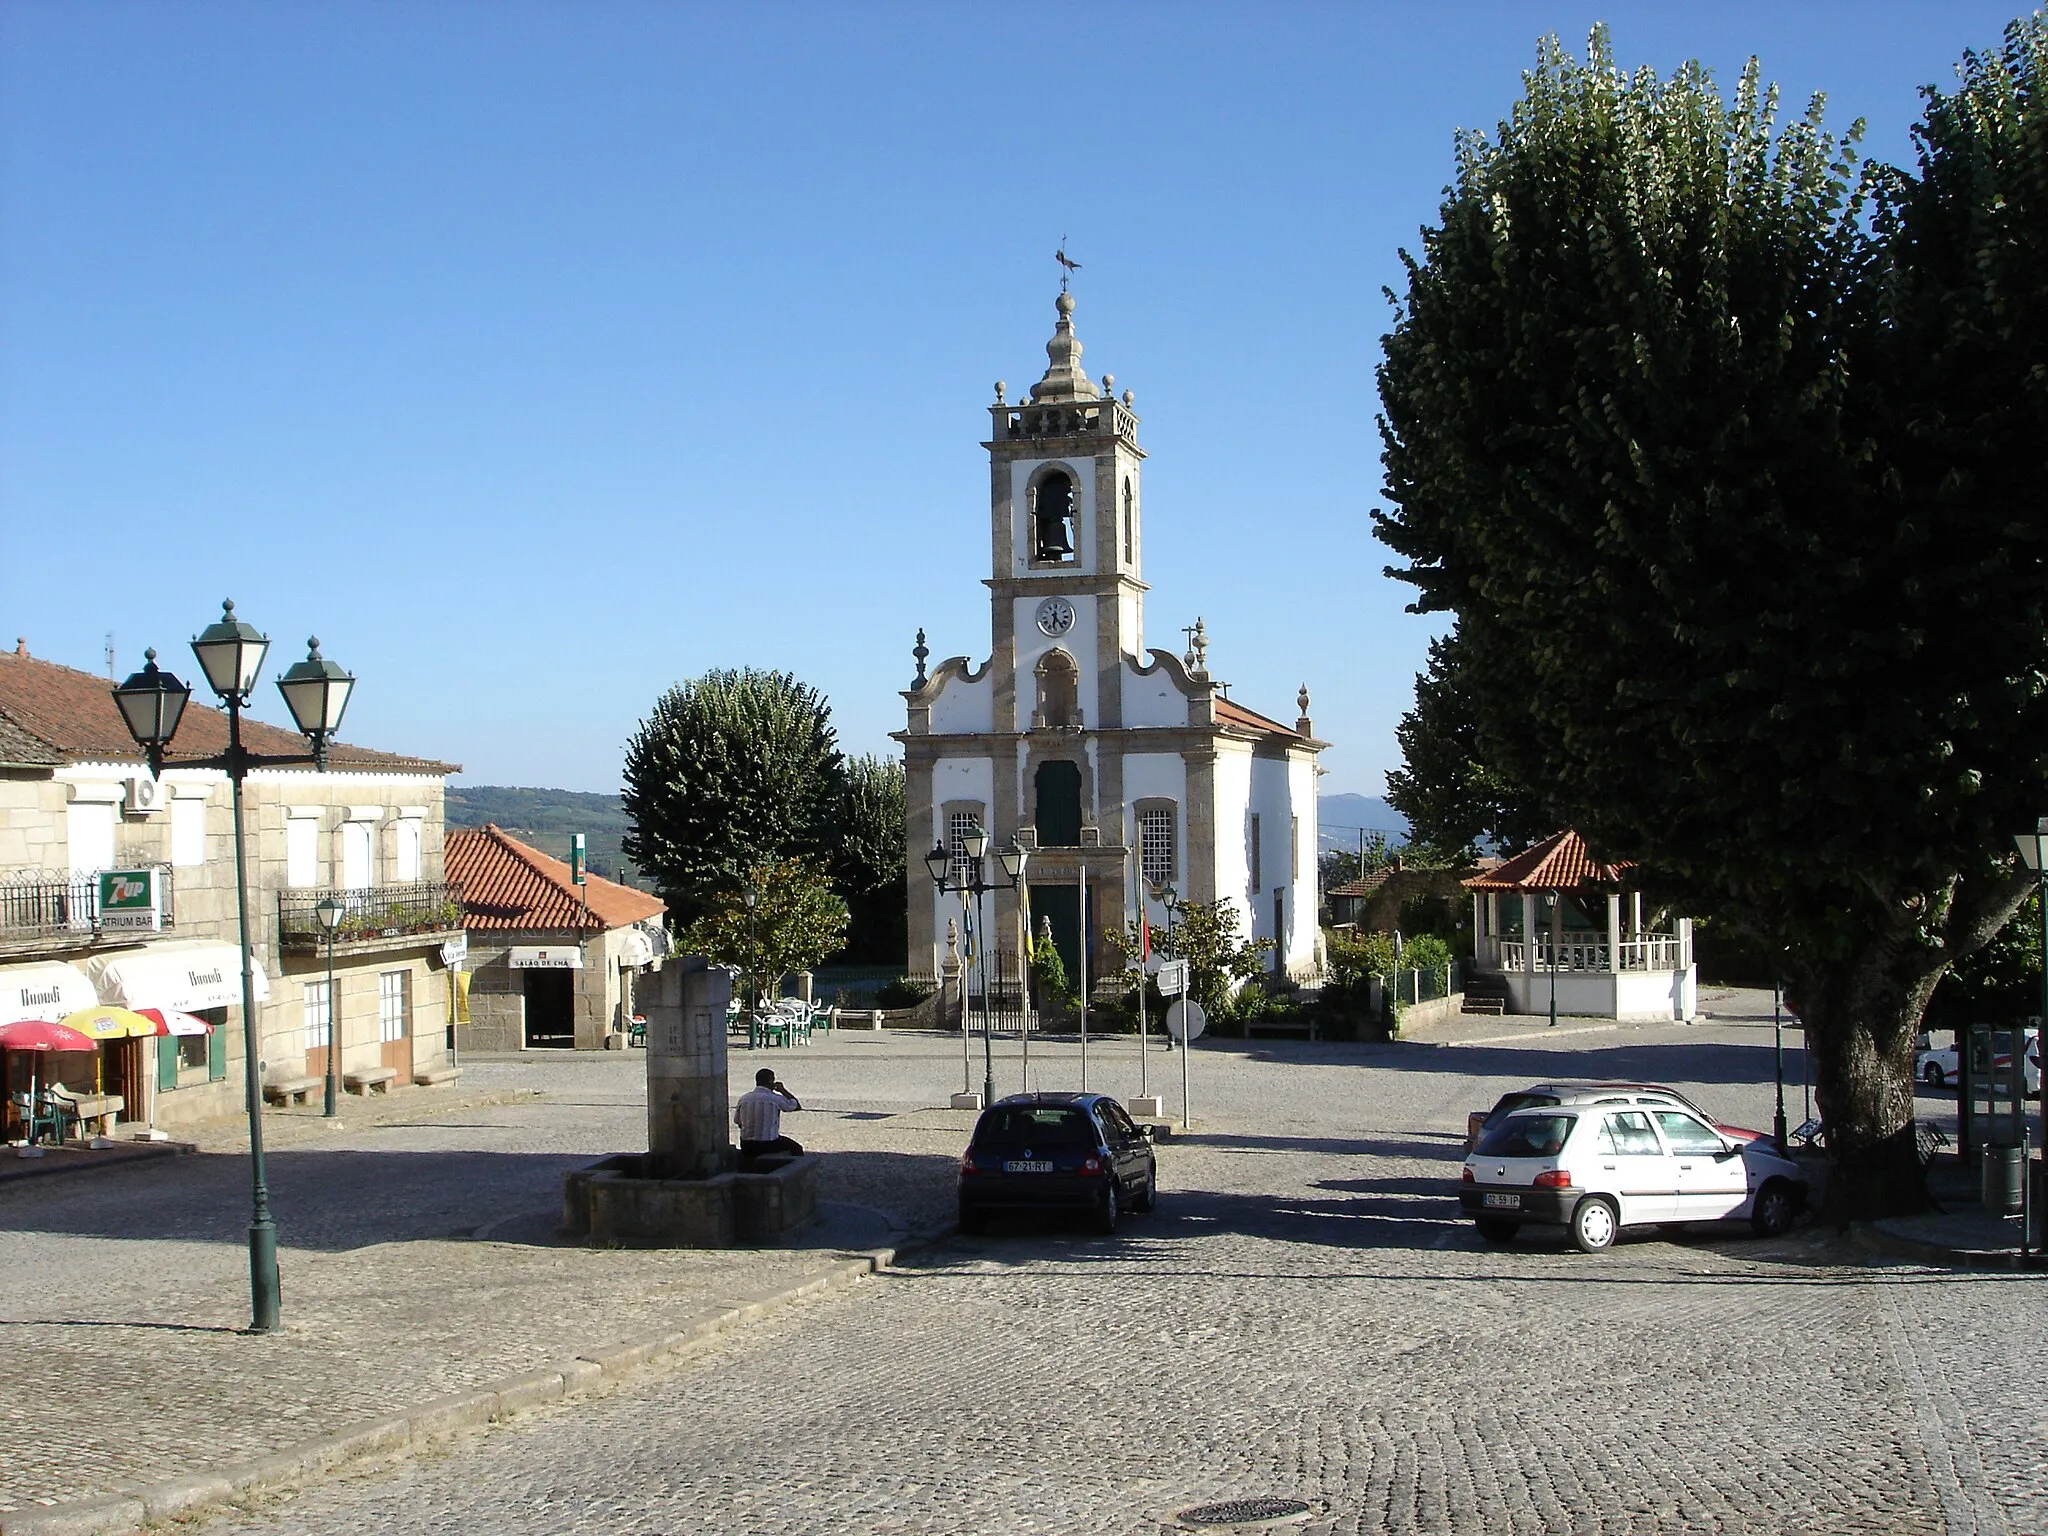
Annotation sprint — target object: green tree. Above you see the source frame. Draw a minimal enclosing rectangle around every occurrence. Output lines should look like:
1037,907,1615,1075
1385,635,1547,859
1028,927,1075,1009
678,858,850,1013
622,669,846,928
1156,899,1275,1020
1373,25,2048,1218
830,754,907,964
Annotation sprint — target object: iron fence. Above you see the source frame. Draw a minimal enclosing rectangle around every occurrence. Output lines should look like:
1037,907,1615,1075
277,880,462,950
0,865,176,941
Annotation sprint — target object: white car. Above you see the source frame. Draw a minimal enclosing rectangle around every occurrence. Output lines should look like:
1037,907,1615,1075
1458,1102,1808,1253
1916,1028,2041,1095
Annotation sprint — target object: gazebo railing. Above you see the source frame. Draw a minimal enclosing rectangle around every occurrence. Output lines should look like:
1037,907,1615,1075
1495,935,1686,974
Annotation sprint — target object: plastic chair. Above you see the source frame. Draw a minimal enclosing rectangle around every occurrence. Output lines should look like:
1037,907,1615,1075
626,1015,647,1048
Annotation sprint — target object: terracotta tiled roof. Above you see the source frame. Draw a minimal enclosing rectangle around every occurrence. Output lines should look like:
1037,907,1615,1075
448,824,666,934
0,646,458,774
1214,697,1301,737
1462,829,1632,893
1327,871,1393,899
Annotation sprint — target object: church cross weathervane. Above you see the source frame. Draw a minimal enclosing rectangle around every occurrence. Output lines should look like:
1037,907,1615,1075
1055,240,1081,293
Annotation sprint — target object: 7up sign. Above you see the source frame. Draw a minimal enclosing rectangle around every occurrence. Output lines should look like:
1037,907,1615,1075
97,869,161,932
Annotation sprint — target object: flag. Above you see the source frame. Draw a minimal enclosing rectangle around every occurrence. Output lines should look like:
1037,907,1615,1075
1140,909,1150,963
960,890,976,966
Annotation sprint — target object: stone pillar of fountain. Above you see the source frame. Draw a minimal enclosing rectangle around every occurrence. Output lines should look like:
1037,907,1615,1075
642,956,734,1179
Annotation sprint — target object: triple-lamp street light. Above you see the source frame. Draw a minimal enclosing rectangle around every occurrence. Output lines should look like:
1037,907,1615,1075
111,600,356,1335
924,823,1027,1107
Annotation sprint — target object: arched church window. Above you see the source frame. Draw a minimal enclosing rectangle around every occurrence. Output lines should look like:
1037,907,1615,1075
1034,648,1079,729
1122,479,1133,564
1032,469,1076,563
1034,760,1083,847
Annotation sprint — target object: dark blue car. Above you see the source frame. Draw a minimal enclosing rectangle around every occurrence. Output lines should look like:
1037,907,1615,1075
957,1092,1157,1235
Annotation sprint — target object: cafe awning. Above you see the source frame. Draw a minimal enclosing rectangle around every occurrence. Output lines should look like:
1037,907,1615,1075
0,961,100,1025
88,942,271,1014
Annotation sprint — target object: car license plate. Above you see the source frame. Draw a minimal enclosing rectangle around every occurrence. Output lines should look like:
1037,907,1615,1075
1004,1160,1053,1173
1483,1192,1521,1209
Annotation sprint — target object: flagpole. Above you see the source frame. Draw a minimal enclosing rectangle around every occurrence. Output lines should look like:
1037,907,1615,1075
960,890,973,1098
1138,903,1150,1100
1078,875,1089,1093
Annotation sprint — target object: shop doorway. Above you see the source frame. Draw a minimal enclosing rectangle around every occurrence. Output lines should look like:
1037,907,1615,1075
522,969,575,1049
378,970,415,1085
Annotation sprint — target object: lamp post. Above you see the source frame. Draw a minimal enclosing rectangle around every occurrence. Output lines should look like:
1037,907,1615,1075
742,884,760,1049
1772,978,1790,1152
2011,818,2047,1262
1153,882,1180,1051
1544,891,1559,1029
925,824,1028,1106
317,897,344,1117
113,601,355,1334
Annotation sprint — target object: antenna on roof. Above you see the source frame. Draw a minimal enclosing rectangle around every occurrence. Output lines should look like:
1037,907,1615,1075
105,633,115,680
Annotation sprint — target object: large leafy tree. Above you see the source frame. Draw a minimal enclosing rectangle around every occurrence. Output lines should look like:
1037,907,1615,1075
622,668,846,928
1374,23,2048,1218
831,754,907,964
1385,633,1548,858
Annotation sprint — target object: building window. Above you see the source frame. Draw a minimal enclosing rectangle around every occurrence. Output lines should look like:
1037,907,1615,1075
1291,815,1300,881
304,979,331,1051
947,808,983,882
1034,760,1082,847
394,816,423,882
1250,814,1262,894
1034,648,1079,729
171,795,207,867
67,801,115,876
1138,804,1176,889
1030,468,1077,563
1122,479,1134,563
177,1030,209,1071
342,821,373,892
379,970,409,1042
286,815,319,888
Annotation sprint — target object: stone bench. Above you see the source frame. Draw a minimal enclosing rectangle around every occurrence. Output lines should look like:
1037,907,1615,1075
413,1064,463,1087
343,1066,397,1096
1245,1017,1321,1042
262,1076,319,1107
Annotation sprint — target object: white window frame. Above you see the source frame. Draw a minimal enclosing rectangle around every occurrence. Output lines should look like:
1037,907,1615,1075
342,821,373,893
171,794,207,868
394,815,423,883
286,810,321,889
304,978,331,1051
1137,803,1176,890
379,970,408,1043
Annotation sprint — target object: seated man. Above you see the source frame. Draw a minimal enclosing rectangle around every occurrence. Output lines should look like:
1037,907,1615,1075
735,1067,803,1159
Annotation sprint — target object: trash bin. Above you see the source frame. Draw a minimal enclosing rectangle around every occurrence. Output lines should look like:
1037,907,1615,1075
1982,1142,2025,1212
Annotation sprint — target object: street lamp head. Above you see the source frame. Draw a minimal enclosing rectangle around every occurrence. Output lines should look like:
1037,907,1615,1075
111,649,192,769
1544,890,1558,909
315,896,345,935
2014,818,2048,870
742,885,760,910
963,822,990,862
997,838,1028,884
924,842,952,886
190,599,271,703
276,637,355,765
1157,883,1180,912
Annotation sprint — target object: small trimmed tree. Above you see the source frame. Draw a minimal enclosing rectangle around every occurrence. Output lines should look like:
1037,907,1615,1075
679,858,849,1013
1156,900,1275,1021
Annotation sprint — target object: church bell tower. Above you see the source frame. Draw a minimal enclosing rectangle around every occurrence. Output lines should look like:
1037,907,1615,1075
984,288,1147,734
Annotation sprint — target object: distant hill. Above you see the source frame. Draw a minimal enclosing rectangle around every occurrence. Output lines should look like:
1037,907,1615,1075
1318,794,1409,853
443,785,642,884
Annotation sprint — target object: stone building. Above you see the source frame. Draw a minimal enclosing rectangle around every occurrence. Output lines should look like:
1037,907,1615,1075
0,640,462,1132
447,824,667,1051
896,288,1325,989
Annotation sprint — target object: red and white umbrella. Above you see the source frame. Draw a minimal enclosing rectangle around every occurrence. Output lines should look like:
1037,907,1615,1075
135,1008,213,1037
0,1018,98,1141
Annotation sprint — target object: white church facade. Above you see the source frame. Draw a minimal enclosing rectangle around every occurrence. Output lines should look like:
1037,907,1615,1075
897,288,1325,993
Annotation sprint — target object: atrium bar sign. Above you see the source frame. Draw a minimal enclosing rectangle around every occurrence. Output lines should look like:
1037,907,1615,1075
507,946,581,970
97,869,162,932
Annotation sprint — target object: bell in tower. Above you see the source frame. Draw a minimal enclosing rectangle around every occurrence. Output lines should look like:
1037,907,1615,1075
1034,469,1076,561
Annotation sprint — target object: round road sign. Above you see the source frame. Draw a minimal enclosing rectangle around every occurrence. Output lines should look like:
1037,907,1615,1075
1165,999,1207,1042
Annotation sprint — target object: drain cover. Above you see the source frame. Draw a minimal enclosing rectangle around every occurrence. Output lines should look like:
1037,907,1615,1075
1175,1496,1313,1529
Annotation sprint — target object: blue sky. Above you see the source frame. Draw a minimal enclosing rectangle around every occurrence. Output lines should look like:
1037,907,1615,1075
0,2,2024,795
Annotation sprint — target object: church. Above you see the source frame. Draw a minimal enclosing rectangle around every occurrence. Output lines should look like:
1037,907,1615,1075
897,286,1325,994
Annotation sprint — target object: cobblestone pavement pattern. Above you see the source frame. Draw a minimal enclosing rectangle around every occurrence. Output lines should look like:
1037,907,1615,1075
9,996,2047,1534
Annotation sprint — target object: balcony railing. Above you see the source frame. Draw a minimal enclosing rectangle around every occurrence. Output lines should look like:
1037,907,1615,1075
278,880,463,951
1495,935,1687,974
0,866,176,943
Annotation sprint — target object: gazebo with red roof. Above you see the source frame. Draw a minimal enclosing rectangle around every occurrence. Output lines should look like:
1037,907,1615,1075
448,825,667,1051
1462,829,1698,1021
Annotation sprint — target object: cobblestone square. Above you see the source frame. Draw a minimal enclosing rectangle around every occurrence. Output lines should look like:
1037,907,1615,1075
4,998,2043,1535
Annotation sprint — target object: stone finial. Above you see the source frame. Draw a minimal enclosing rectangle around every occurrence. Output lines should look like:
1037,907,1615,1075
1101,373,1114,395
946,918,958,960
1296,684,1313,736
1122,389,1134,408
1184,616,1210,678
994,381,1006,403
1037,915,1054,943
912,628,929,689
1030,289,1100,404
12,638,24,657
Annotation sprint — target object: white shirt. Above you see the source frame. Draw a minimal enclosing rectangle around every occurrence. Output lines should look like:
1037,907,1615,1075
735,1085,799,1142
